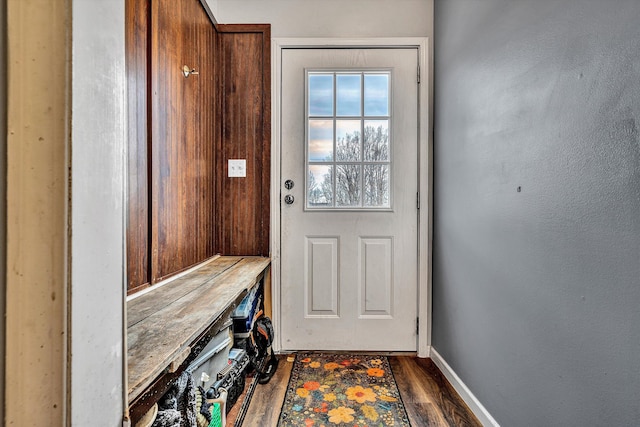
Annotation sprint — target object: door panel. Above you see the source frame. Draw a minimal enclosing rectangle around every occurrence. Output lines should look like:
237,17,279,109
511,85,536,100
280,48,419,351
360,237,393,316
306,236,339,316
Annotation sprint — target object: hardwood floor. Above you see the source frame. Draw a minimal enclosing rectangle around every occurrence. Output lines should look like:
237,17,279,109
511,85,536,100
231,355,481,427
390,357,481,427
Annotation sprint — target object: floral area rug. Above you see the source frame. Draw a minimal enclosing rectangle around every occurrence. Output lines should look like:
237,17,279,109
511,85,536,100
277,353,411,427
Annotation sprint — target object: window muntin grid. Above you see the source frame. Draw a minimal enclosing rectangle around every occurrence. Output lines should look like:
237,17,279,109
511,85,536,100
306,70,391,210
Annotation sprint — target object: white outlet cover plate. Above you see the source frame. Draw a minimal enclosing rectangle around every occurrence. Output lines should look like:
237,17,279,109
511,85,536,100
228,159,246,177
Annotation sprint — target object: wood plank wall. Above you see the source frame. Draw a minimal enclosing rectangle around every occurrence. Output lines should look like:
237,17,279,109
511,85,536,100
217,25,271,256
126,0,151,293
125,1,270,293
151,0,217,282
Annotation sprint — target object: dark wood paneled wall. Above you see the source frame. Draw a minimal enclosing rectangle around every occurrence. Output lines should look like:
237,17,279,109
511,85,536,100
126,0,151,293
151,0,217,281
125,2,271,293
217,25,271,256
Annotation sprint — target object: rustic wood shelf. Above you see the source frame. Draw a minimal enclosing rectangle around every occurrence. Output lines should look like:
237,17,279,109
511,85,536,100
126,255,270,422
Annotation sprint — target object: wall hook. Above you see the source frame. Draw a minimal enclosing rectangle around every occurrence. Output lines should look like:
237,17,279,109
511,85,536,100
182,65,199,78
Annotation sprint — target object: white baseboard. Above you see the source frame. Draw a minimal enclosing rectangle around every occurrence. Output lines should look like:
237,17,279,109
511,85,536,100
429,347,500,427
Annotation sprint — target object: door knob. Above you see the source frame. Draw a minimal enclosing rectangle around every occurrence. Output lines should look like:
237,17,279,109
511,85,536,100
284,194,295,205
284,179,294,190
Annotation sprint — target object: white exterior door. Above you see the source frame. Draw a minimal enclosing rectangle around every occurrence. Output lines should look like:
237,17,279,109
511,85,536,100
280,47,419,351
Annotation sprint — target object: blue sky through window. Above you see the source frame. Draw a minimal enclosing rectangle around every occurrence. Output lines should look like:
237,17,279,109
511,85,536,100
309,72,389,118
336,74,361,116
364,74,389,116
308,74,333,116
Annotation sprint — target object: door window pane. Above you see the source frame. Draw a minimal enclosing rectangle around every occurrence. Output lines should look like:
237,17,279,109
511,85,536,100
336,165,361,207
336,120,361,161
308,74,334,116
364,165,390,207
308,120,334,161
364,74,389,116
308,165,333,207
336,74,361,116
364,120,389,161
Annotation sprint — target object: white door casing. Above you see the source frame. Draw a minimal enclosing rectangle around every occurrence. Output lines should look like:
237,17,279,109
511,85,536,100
271,38,431,356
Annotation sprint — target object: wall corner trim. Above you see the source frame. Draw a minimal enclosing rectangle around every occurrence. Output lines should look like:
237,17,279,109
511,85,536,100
429,348,501,427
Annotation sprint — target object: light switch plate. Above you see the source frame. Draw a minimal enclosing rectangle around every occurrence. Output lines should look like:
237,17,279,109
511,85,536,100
228,159,246,177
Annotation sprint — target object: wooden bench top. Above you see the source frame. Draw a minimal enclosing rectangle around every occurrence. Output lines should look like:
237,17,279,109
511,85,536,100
127,255,270,402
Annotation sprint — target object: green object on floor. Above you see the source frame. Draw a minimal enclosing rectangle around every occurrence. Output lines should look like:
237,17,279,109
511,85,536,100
208,402,221,427
278,353,411,426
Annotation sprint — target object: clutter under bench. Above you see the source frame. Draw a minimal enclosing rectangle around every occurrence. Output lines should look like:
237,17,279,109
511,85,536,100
126,256,271,425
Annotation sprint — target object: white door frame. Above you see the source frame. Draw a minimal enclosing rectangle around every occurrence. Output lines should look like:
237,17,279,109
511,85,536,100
271,37,432,357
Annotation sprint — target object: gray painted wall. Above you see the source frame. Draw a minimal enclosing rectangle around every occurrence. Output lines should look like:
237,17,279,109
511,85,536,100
433,0,640,425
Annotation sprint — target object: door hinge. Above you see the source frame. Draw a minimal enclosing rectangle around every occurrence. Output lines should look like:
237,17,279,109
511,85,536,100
417,65,421,84
416,317,420,334
416,192,420,210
